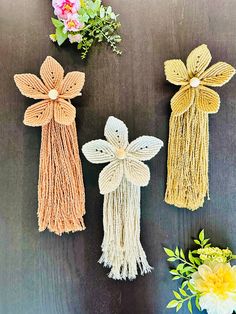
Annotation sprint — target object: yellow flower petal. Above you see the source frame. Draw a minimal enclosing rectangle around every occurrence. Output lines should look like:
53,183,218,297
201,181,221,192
196,86,220,113
187,44,212,77
14,74,48,99
164,59,189,85
200,62,236,87
54,98,76,125
40,56,64,90
60,71,85,99
23,100,53,126
170,85,195,115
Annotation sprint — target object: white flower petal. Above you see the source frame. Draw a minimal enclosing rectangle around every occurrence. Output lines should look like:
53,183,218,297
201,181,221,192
99,160,123,194
104,116,128,149
199,293,236,314
124,158,150,186
127,136,163,161
82,140,116,164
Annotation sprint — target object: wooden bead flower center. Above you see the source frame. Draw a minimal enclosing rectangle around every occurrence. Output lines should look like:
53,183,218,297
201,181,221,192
48,89,59,100
190,77,200,88
116,148,126,160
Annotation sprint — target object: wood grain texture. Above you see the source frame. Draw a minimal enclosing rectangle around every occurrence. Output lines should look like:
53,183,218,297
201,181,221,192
0,0,236,313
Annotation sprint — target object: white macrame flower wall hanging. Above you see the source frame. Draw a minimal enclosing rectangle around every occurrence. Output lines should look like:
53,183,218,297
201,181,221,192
82,116,163,280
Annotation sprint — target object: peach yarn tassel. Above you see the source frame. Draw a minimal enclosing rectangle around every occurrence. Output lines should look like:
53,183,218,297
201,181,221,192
14,56,86,235
38,120,85,235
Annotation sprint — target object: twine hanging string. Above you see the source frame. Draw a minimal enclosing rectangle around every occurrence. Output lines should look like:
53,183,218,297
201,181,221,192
14,56,86,235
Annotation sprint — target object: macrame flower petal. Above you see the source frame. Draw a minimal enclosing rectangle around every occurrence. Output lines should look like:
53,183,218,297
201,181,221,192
171,86,195,115
195,86,220,113
54,98,76,125
60,71,85,99
127,136,164,161
14,74,48,99
82,140,116,164
99,160,123,194
164,59,189,85
124,158,150,186
186,44,212,77
200,62,236,87
23,100,53,126
104,116,129,149
40,56,64,90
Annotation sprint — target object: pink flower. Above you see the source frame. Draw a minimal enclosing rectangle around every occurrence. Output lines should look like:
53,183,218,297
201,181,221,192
64,14,83,32
52,0,80,20
68,33,83,43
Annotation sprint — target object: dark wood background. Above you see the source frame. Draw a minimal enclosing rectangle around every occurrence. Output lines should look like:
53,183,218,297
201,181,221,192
1,0,236,313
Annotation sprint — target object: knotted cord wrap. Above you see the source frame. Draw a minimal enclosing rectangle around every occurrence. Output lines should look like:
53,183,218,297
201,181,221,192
82,116,163,280
14,56,86,235
164,44,235,210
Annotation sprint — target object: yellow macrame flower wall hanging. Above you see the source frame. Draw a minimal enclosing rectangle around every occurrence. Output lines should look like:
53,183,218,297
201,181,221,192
14,56,86,235
164,44,235,210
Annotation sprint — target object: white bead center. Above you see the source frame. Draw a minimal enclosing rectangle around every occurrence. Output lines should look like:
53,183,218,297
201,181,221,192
48,89,59,100
190,77,200,88
116,148,126,160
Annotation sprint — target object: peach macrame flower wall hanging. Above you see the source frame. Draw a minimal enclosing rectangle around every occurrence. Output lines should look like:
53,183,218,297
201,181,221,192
82,116,163,280
164,44,235,210
14,56,86,235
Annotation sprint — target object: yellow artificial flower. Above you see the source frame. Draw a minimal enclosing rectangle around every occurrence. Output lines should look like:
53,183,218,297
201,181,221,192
192,263,236,299
164,44,235,115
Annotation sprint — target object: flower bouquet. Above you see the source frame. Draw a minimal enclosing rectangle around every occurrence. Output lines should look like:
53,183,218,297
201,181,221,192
164,230,236,314
50,0,122,59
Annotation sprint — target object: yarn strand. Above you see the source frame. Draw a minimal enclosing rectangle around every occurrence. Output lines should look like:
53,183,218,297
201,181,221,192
99,177,152,280
165,102,209,210
38,119,85,235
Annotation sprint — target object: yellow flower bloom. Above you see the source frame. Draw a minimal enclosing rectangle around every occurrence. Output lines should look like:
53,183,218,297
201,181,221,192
192,263,236,314
164,44,235,115
192,263,236,298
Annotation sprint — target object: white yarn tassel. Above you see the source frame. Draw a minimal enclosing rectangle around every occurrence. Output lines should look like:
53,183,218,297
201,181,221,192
99,178,153,280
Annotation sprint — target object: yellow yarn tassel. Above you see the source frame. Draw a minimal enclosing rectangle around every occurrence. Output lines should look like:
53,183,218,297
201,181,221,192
165,102,209,210
164,44,235,210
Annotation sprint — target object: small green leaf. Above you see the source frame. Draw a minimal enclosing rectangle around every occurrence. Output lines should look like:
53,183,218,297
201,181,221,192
170,270,179,275
175,247,180,256
195,296,201,310
199,230,205,242
166,300,179,308
179,288,187,296
188,251,195,264
164,248,175,257
176,302,182,312
173,291,181,300
172,276,180,280
56,27,68,46
194,239,200,245
187,300,193,313
180,249,185,259
167,257,176,262
51,17,64,28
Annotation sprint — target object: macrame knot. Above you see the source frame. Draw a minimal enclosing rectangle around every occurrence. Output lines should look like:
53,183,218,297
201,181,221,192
116,148,126,159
